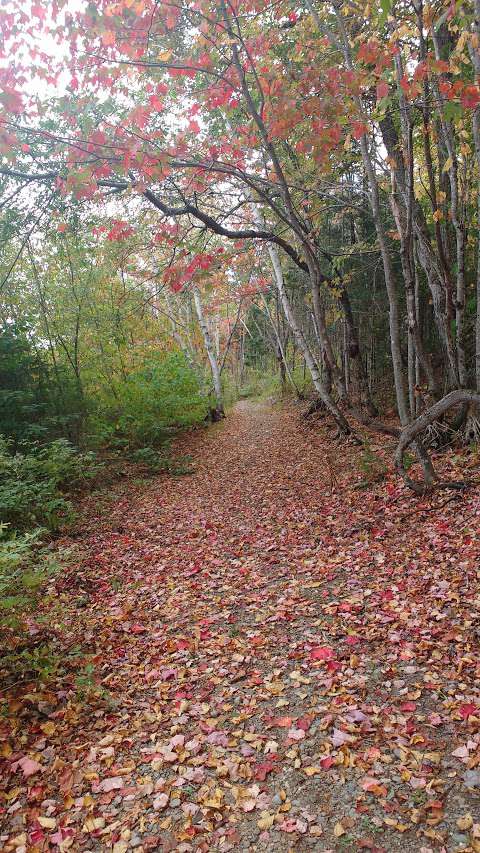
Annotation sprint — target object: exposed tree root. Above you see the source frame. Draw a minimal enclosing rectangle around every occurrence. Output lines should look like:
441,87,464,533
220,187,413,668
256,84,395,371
463,414,480,444
422,418,456,449
395,390,480,493
207,406,226,423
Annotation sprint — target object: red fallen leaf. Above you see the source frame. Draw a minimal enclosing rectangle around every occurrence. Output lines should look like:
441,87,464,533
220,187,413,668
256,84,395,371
278,818,298,833
254,758,276,780
345,635,360,645
130,623,147,634
459,703,477,719
297,715,313,731
28,785,44,801
14,757,43,778
400,701,416,712
425,800,443,810
310,646,334,661
96,776,123,792
50,828,76,846
271,716,292,727
29,829,45,845
320,756,334,769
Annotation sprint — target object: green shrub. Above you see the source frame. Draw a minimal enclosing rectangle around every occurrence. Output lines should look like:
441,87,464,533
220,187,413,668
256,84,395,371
0,325,85,446
0,527,60,630
89,352,207,450
0,437,100,533
130,445,170,471
356,441,388,488
130,445,194,476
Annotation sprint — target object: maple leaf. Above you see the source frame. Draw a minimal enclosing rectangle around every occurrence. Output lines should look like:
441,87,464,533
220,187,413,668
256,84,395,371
96,776,123,792
287,727,305,741
254,759,276,780
459,703,477,719
14,757,42,778
309,646,334,661
376,81,389,100
271,715,292,727
331,728,355,746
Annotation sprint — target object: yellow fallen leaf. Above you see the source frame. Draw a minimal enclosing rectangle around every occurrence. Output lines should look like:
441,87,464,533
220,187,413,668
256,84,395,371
203,788,224,809
83,817,105,832
5,787,21,801
257,812,275,830
303,766,321,776
289,671,311,684
38,816,56,829
113,843,128,853
40,721,56,736
334,821,345,837
457,813,473,830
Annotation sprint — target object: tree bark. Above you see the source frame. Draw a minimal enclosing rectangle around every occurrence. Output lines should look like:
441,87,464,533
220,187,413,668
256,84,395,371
395,389,480,492
192,286,225,419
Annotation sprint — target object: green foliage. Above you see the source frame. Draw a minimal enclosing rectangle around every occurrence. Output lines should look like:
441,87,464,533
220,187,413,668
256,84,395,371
0,527,60,630
356,441,388,487
0,437,100,533
235,366,313,402
90,352,207,450
237,369,282,400
0,325,84,446
130,446,194,476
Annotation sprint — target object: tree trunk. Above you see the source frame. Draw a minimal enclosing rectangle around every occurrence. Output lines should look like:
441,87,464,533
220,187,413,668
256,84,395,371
192,285,225,419
265,238,351,434
396,389,480,492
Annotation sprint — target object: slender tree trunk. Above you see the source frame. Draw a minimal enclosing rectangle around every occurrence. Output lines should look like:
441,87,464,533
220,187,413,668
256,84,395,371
431,25,467,386
469,3,480,391
310,271,346,399
339,289,378,416
265,239,350,433
192,286,224,419
164,290,199,374
260,293,298,393
250,201,350,431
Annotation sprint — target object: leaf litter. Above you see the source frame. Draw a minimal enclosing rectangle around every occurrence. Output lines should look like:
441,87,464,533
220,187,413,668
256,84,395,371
1,400,480,852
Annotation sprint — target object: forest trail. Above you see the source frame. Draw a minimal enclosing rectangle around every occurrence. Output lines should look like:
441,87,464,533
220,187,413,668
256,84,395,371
2,402,480,853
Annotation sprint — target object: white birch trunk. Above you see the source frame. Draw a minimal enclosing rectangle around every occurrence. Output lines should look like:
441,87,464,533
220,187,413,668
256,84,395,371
192,285,224,416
